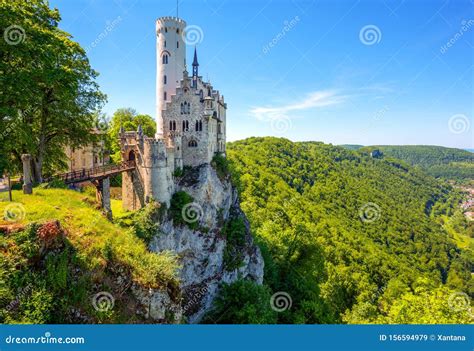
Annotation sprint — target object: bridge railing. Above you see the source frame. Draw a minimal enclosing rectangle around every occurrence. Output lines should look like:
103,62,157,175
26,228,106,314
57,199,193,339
55,160,136,184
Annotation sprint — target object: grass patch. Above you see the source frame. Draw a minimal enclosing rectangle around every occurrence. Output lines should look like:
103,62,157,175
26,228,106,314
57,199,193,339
0,189,179,289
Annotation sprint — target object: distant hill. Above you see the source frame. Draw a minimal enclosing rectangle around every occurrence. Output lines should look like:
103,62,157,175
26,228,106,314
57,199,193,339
359,145,473,180
226,137,472,324
340,144,364,150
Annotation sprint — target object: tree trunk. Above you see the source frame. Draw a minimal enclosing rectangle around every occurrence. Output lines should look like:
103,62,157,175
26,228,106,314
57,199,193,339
7,173,12,202
32,156,43,183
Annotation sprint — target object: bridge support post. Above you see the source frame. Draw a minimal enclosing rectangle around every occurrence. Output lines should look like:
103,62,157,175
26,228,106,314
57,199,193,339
96,177,112,220
21,154,33,194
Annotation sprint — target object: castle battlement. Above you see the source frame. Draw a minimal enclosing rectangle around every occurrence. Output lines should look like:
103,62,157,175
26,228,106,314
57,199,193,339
156,16,186,25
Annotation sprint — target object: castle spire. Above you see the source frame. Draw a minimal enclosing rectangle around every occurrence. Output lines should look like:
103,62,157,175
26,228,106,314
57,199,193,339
192,47,199,88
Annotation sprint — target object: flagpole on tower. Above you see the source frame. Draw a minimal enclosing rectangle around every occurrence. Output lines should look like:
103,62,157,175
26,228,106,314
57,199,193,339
177,0,179,18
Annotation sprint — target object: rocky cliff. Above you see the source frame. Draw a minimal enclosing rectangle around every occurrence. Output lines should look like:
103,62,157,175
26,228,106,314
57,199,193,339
133,164,264,323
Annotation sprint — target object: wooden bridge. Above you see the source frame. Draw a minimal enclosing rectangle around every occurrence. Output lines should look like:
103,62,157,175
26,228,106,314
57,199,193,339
52,160,136,220
55,160,136,185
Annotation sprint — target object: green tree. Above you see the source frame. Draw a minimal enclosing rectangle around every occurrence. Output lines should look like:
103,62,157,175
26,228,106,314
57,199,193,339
202,280,277,324
0,0,106,181
108,108,156,163
226,137,473,324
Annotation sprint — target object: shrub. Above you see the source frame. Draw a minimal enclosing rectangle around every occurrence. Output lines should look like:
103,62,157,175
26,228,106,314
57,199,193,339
38,179,67,189
173,168,184,177
202,280,277,324
132,201,163,244
36,221,64,251
211,153,229,180
169,191,198,229
223,217,246,270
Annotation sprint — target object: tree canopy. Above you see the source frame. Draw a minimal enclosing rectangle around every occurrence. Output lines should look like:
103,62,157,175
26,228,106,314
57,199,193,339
0,0,106,180
107,108,156,163
225,137,473,324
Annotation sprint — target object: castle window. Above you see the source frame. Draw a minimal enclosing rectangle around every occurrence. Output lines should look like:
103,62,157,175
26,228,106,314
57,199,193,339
163,75,167,84
164,40,166,48
195,120,203,131
188,140,198,147
169,120,177,131
199,90,204,101
177,41,179,48
165,28,168,33
162,54,168,64
176,29,179,34
181,101,190,114
182,120,189,132
164,92,167,100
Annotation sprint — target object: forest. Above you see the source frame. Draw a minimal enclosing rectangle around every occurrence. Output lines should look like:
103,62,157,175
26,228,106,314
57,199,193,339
205,137,473,324
359,145,473,181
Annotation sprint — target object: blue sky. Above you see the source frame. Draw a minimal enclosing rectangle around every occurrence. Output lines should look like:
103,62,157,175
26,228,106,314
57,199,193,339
50,0,473,148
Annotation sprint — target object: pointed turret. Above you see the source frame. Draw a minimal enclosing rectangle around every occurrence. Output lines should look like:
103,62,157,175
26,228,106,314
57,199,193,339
192,47,199,88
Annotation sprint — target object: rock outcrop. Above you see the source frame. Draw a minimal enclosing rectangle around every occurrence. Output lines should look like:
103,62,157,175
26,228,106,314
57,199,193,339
134,164,264,323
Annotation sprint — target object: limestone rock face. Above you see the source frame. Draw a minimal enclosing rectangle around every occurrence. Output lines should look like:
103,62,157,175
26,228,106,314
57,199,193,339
137,164,264,323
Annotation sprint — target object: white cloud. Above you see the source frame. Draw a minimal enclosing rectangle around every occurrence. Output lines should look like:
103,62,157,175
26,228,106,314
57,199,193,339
250,90,346,121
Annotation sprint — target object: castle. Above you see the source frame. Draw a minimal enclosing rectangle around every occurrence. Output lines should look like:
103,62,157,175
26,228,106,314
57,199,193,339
119,17,227,210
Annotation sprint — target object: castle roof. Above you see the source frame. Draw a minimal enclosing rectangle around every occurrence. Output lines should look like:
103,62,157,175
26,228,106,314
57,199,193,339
192,47,199,66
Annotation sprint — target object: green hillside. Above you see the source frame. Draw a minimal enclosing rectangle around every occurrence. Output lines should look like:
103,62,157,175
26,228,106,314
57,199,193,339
222,137,472,324
0,189,179,324
359,145,474,180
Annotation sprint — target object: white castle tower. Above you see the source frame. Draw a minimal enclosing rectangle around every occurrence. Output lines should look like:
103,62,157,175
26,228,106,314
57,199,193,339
155,17,187,138
120,15,227,211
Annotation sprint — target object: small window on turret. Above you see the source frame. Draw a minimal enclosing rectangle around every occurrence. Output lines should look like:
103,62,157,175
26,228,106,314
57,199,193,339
164,92,167,100
164,40,166,48
177,41,179,48
176,29,179,34
164,75,167,84
188,140,197,147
